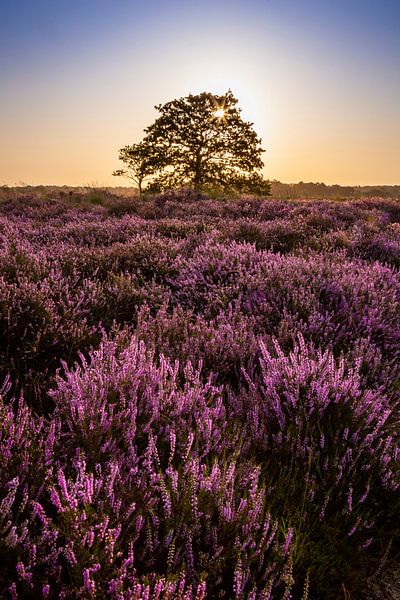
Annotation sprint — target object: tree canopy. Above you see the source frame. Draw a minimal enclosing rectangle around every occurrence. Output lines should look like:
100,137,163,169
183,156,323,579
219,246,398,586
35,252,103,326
114,90,270,196
112,142,157,196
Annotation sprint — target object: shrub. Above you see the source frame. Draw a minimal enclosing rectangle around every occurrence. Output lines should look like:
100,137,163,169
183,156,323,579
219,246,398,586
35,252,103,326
0,193,399,598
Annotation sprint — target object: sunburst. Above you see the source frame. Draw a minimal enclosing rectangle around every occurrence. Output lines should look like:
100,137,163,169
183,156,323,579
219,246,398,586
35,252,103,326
213,107,226,119
211,95,228,124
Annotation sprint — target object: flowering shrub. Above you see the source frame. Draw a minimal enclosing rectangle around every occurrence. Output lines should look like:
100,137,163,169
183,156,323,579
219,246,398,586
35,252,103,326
0,192,399,598
234,337,400,585
0,341,295,599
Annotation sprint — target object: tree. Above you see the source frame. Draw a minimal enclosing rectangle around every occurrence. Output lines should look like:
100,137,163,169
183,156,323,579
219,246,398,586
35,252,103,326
112,142,157,196
115,91,270,196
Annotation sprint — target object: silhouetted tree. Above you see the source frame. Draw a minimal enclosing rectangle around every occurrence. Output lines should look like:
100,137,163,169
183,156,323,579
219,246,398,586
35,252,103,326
115,91,270,196
112,142,157,196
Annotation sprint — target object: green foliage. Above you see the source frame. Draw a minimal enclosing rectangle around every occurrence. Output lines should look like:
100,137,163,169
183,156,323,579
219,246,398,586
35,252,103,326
115,91,270,196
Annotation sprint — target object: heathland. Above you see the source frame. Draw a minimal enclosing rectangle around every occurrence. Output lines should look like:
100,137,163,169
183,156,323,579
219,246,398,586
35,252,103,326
0,187,399,599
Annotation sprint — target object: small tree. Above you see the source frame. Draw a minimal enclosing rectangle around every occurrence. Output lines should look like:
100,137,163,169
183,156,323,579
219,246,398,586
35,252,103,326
115,91,270,196
112,142,156,196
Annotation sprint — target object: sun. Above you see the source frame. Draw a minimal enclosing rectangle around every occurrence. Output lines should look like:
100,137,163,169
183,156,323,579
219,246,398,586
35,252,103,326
213,107,226,119
210,94,228,123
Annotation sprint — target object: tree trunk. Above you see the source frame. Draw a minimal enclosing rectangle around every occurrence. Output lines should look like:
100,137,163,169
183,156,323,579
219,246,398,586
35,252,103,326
193,148,202,190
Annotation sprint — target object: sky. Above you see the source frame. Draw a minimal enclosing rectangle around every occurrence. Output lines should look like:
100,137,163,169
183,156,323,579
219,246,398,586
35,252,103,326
0,0,399,186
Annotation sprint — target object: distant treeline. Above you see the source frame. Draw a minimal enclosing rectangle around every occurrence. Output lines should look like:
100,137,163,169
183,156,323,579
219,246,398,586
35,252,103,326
269,180,400,199
1,182,400,200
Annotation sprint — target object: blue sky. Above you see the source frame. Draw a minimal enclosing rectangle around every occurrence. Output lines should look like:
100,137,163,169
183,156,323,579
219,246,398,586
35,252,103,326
1,0,399,185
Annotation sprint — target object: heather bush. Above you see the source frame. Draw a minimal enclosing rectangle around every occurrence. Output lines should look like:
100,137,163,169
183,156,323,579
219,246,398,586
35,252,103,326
50,335,227,463
234,336,400,591
169,243,399,392
1,339,296,599
0,192,399,598
135,303,259,385
223,217,309,252
6,453,293,599
352,226,400,267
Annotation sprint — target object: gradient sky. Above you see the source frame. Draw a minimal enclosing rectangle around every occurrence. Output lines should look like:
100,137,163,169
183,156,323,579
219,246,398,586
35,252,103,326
1,0,399,186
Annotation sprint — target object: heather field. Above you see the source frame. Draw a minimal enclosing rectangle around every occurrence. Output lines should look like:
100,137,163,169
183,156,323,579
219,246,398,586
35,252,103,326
0,189,399,599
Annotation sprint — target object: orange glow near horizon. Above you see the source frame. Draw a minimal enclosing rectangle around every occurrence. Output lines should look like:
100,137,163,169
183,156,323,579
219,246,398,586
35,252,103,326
0,2,399,187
